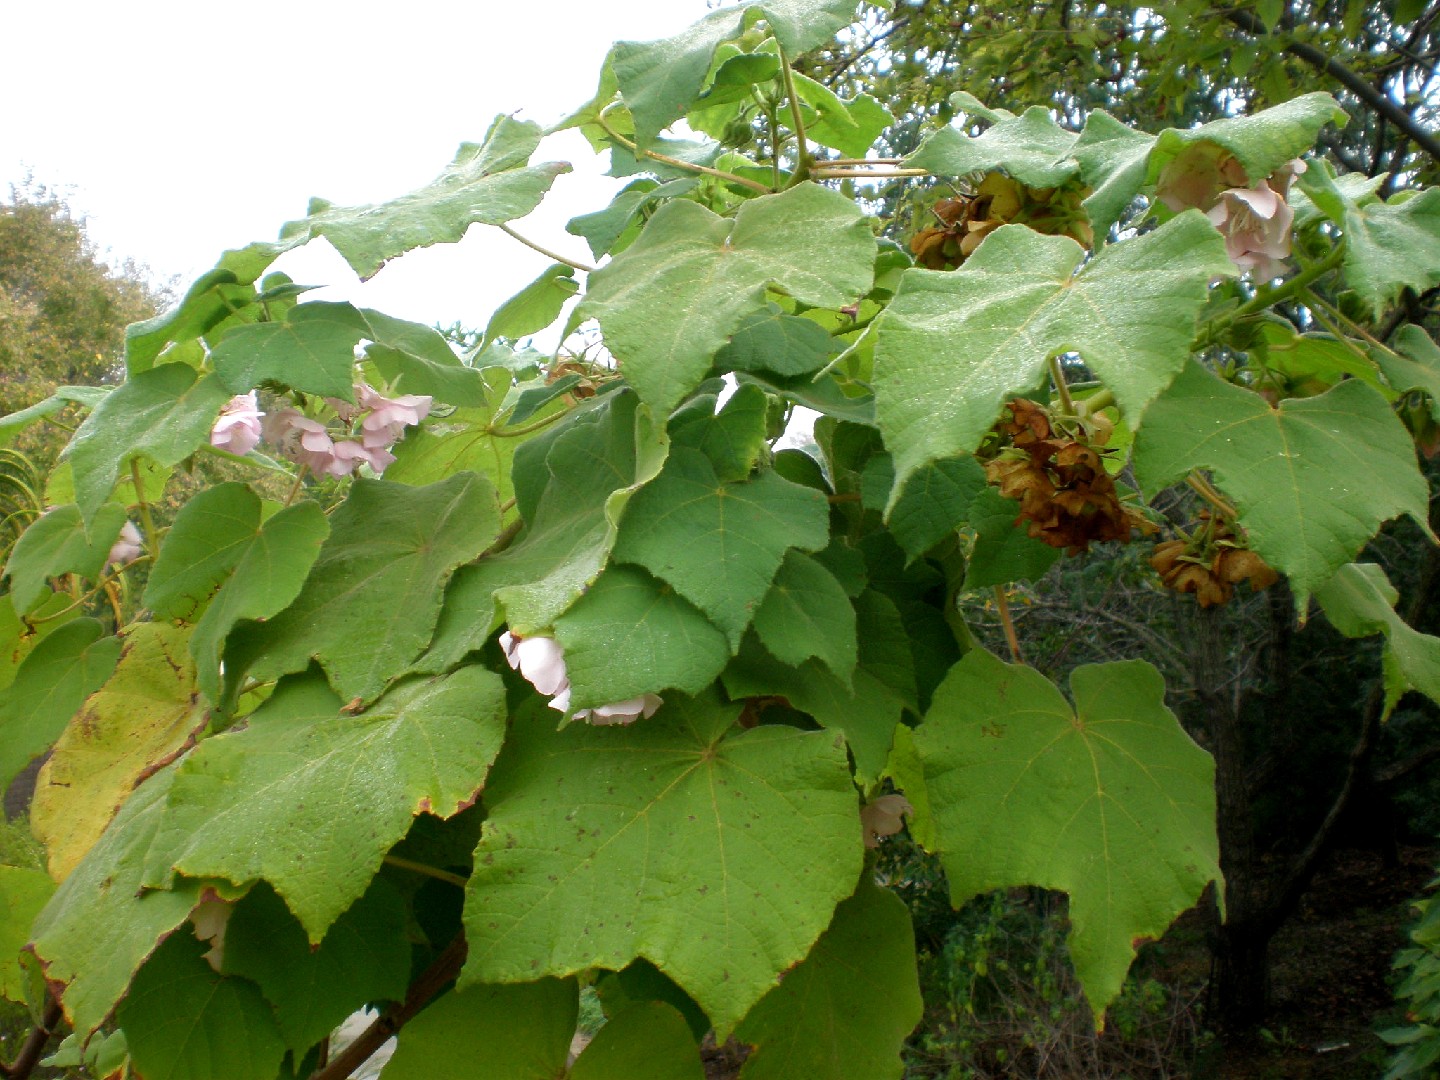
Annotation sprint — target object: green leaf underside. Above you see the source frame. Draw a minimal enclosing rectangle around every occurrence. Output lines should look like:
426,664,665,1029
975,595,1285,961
752,551,858,683
580,184,875,415
553,564,730,710
722,632,902,786
612,0,866,148
30,622,205,881
0,866,55,1002
907,106,1081,188
189,498,329,705
223,879,410,1055
461,692,862,1039
873,214,1233,506
1144,92,1347,191
117,932,286,1080
277,116,571,280
1379,325,1440,418
1314,562,1440,716
145,666,507,942
963,487,1062,589
3,503,127,613
735,881,923,1080
230,473,498,704
614,446,830,647
210,302,369,399
570,1001,705,1080
31,768,203,1038
1341,187,1440,317
913,651,1220,1020
379,978,577,1080
64,363,233,525
0,618,121,794
1132,361,1430,606
470,391,666,634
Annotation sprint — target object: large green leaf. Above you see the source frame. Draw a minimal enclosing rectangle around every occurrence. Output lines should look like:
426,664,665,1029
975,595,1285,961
0,866,54,1002
2,503,127,613
277,116,570,280
484,264,579,344
0,618,121,794
1315,562,1440,716
223,879,410,1055
1378,325,1440,417
467,390,667,633
717,307,840,379
1143,92,1347,192
210,301,368,399
379,978,577,1080
668,382,770,484
872,214,1232,507
179,494,329,704
791,71,894,158
63,363,232,525
722,630,903,786
145,666,507,941
913,650,1220,1019
30,768,204,1038
613,447,830,647
1132,362,1431,606
751,551,858,683
861,454,988,561
570,1001,704,1080
907,106,1081,188
1071,110,1158,237
144,483,273,621
1340,187,1440,318
735,881,922,1080
961,488,1061,590
117,931,286,1080
461,692,862,1038
552,564,731,711
580,184,874,415
30,622,206,881
228,474,498,704
611,0,867,148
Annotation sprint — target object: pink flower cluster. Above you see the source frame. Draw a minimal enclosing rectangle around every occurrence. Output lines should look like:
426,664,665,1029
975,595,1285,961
499,631,663,726
1156,147,1307,280
242,384,432,479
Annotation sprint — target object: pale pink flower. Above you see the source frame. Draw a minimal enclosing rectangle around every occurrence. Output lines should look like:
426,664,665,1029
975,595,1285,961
210,392,264,455
1207,180,1297,280
1155,145,1250,214
189,896,233,973
861,794,914,849
107,521,143,567
500,630,663,724
358,384,432,438
578,694,664,726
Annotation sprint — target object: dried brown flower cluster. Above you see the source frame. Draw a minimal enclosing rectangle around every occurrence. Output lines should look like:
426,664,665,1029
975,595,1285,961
983,398,1153,555
1149,512,1279,607
910,173,1095,270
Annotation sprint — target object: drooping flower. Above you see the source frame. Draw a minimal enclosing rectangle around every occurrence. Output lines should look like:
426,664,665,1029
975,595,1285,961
1205,161,1307,280
107,520,143,567
210,392,264,455
1155,144,1307,280
499,630,663,725
357,383,432,441
861,794,914,849
188,895,234,973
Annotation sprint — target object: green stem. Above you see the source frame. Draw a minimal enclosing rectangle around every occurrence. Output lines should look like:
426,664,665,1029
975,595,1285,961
1226,244,1346,323
487,408,568,439
130,458,157,548
595,113,772,195
1049,356,1076,415
283,466,308,507
496,223,596,274
1301,287,1401,358
1079,387,1115,415
810,168,931,180
1186,473,1239,520
381,855,468,889
778,48,814,187
1299,292,1376,366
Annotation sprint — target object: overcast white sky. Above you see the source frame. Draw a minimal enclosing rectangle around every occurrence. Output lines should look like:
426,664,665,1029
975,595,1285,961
1,0,711,330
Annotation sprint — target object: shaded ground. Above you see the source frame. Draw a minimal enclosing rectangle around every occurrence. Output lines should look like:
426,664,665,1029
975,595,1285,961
1196,843,1436,1079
